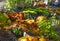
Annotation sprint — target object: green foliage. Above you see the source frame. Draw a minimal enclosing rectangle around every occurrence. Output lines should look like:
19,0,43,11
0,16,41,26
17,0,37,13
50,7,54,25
49,31,59,40
0,13,11,26
35,7,50,16
6,9,14,14
6,0,25,9
23,7,50,19
37,14,59,40
0,13,7,23
38,20,51,30
23,7,50,16
10,26,23,36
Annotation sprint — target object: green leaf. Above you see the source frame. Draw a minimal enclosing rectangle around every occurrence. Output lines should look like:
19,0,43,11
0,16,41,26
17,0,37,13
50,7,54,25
10,27,23,36
18,28,23,36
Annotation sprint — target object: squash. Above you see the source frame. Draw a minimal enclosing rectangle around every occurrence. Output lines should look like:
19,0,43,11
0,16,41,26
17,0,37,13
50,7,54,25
18,36,38,41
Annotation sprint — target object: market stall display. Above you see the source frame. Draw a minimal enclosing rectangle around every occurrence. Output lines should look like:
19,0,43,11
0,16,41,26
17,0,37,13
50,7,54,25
0,0,60,41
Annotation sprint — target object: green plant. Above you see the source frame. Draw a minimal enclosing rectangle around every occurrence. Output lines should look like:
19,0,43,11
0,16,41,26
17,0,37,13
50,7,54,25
23,7,50,19
6,0,25,9
37,14,59,40
0,13,7,23
10,26,23,37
